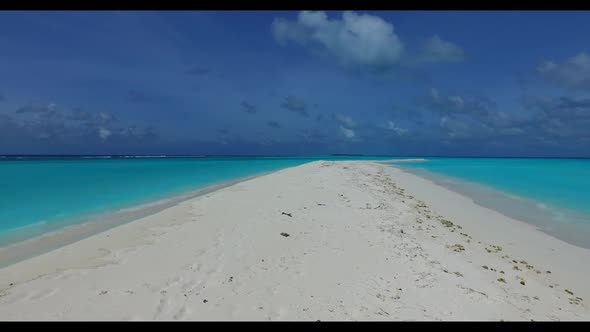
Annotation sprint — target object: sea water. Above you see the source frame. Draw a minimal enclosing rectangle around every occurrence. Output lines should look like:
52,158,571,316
2,156,589,252
0,155,390,247
394,158,590,248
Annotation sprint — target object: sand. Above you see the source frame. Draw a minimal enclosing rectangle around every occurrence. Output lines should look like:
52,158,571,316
0,161,589,320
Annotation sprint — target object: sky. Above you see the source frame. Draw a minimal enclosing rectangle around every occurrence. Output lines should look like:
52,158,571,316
1,10,590,157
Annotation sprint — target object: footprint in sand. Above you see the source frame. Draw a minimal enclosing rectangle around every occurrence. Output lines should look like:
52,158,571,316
181,279,203,294
1,291,29,304
186,262,202,272
29,288,59,301
158,276,185,295
154,297,173,319
54,270,85,281
191,247,208,257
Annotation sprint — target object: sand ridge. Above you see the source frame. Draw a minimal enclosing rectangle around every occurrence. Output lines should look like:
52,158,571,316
0,161,588,320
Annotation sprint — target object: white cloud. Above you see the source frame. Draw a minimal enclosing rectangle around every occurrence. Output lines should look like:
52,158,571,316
384,120,408,136
448,96,465,109
536,52,590,90
272,11,404,71
429,88,466,112
98,112,114,123
340,126,356,139
335,114,356,128
420,35,464,63
98,127,112,141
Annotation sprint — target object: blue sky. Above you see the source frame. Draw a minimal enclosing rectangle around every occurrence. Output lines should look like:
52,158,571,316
1,10,590,156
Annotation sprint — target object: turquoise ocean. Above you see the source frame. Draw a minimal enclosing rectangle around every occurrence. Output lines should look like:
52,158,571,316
0,156,385,248
394,158,590,248
1,156,589,251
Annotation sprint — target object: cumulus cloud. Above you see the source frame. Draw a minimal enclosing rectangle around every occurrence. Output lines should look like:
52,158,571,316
556,96,590,110
343,87,589,153
422,88,529,142
427,88,495,118
272,11,404,72
280,96,308,117
98,112,115,123
524,96,590,119
64,109,115,125
334,114,356,128
384,120,408,136
267,120,281,128
546,97,590,137
429,88,465,112
422,86,590,146
536,52,590,90
98,127,112,141
2,102,159,150
241,101,257,114
523,96,590,139
419,35,465,63
339,126,356,139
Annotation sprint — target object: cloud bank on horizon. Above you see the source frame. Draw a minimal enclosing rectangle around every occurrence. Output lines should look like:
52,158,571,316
0,10,589,156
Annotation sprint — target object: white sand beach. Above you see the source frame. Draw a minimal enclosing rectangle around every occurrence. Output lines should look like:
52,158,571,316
0,161,589,320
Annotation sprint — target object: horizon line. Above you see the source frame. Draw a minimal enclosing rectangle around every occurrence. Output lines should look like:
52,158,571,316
1,154,589,159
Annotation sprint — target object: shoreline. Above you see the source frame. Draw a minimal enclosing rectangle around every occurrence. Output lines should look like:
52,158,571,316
386,164,590,251
0,171,274,269
382,163,590,306
0,160,588,320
